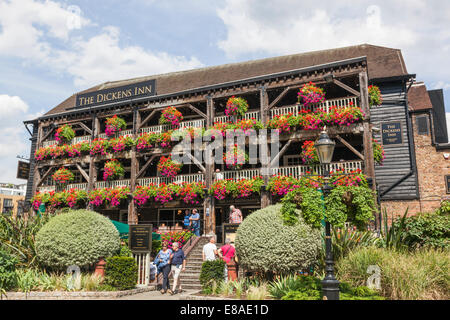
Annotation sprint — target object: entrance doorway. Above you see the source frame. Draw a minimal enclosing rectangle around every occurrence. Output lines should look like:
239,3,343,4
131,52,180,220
215,205,260,243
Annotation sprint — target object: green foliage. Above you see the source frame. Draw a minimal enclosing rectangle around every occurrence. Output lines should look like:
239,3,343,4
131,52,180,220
35,209,120,269
392,211,450,249
0,250,17,291
235,204,321,275
281,187,324,228
118,244,133,257
336,246,450,300
379,209,409,250
437,200,450,215
329,226,380,261
152,240,162,257
0,213,52,268
200,259,226,291
324,185,376,229
105,256,138,290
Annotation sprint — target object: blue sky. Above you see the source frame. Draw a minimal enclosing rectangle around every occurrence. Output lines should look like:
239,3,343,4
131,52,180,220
1,0,450,184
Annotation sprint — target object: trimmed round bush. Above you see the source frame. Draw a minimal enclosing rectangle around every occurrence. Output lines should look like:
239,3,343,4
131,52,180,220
35,209,120,269
235,204,321,274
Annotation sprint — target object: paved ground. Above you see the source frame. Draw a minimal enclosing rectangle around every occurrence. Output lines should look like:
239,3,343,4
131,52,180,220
116,289,199,300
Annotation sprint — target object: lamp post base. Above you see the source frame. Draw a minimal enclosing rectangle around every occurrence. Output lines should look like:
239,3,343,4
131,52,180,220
321,276,340,300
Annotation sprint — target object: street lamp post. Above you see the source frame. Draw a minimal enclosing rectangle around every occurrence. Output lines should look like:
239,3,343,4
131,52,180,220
315,129,340,300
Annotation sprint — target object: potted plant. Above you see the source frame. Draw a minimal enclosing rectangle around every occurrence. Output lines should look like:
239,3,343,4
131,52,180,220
297,82,325,106
157,156,182,178
223,145,248,170
103,159,125,181
368,85,383,106
105,115,127,137
300,140,320,165
52,167,75,185
159,106,183,128
372,138,385,165
225,96,249,117
55,124,75,143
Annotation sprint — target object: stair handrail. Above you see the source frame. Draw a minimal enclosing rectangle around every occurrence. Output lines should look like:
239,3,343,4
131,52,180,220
182,235,203,258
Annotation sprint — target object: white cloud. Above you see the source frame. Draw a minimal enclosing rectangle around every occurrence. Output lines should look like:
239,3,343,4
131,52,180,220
0,94,43,183
0,0,204,88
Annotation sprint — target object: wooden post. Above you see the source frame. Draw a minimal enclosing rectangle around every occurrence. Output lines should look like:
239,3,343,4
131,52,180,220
128,107,139,225
87,115,99,210
260,86,271,208
204,95,215,235
31,122,43,202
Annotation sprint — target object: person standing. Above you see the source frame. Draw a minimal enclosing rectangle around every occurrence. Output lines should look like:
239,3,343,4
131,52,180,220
229,205,243,224
190,208,201,236
183,210,191,230
168,242,186,295
215,168,224,180
202,236,218,261
218,238,236,281
154,242,172,294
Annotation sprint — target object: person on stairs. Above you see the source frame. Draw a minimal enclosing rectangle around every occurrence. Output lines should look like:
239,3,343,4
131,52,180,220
168,242,186,295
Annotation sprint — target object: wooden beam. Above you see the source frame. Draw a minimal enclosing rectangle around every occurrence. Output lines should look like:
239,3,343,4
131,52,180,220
40,127,55,143
74,122,92,135
268,86,291,110
137,155,158,178
186,104,207,119
270,140,292,168
260,86,269,126
335,135,364,160
75,163,90,182
138,108,162,129
36,167,53,187
184,152,206,173
332,78,361,97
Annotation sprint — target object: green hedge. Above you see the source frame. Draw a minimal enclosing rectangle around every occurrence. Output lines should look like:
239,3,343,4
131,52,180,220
35,209,120,269
200,260,226,290
105,256,138,290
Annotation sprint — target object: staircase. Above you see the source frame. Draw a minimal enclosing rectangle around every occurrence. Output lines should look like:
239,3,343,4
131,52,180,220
178,236,210,291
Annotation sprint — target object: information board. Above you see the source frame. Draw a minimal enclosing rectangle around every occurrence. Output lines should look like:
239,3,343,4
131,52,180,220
381,122,403,145
129,224,152,253
16,161,30,180
222,223,240,244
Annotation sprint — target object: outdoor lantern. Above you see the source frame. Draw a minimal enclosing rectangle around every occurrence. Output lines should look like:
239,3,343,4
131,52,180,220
315,130,335,164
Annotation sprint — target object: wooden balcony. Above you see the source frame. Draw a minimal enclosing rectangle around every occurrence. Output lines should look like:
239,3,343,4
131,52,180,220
37,160,363,192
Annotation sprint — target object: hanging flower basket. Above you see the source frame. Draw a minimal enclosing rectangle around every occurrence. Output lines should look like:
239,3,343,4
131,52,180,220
300,140,319,165
297,82,325,106
368,85,383,106
52,167,75,184
225,96,249,117
55,124,75,143
157,156,182,178
105,115,127,137
223,145,248,170
159,106,183,128
372,138,385,165
103,159,125,181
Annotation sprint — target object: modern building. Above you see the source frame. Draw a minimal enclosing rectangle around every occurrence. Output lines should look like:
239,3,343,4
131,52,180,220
0,183,26,217
23,44,449,234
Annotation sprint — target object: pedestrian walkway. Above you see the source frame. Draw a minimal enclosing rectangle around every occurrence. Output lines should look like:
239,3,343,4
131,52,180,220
116,289,198,300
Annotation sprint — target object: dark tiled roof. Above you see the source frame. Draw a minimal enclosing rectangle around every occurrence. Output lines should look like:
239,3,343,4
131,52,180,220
408,82,433,111
45,44,408,116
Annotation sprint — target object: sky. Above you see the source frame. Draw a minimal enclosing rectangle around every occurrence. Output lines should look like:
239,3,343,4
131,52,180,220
1,0,450,184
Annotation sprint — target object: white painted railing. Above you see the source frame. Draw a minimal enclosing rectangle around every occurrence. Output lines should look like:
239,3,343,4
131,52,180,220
95,179,131,189
41,130,135,148
299,96,358,113
137,173,204,186
271,161,363,177
214,110,261,123
221,168,261,181
270,105,299,117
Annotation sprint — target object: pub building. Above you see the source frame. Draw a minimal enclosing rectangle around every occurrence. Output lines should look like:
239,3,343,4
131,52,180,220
24,44,450,237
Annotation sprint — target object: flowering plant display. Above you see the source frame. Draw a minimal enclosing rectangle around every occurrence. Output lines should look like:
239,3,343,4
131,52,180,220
133,184,158,207
154,183,178,204
89,187,130,207
329,169,367,187
160,106,183,127
368,85,382,106
229,118,264,132
90,138,110,156
52,167,74,184
109,135,135,153
300,140,319,164
297,82,325,106
55,124,75,143
103,159,125,181
327,104,365,127
176,182,206,205
235,177,264,199
372,138,385,165
223,145,248,170
267,175,301,197
208,177,263,200
105,115,127,137
157,156,182,178
267,113,299,133
159,230,195,249
31,192,53,210
225,96,249,117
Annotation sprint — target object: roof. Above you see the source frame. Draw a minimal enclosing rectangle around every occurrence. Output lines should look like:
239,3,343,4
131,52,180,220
408,82,433,111
45,44,409,116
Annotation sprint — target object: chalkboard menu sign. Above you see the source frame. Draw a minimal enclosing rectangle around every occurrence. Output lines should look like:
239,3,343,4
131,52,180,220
381,122,403,145
222,223,240,244
129,224,152,253
446,176,450,194
16,161,30,180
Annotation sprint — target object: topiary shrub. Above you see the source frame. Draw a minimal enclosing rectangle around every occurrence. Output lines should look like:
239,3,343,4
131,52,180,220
199,260,226,291
104,256,138,290
35,209,120,269
0,250,18,291
235,204,321,275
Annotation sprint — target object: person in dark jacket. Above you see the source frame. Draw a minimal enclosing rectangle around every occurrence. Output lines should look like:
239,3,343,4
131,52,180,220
168,242,186,295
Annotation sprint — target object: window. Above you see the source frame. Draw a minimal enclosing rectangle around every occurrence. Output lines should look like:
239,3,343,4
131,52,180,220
283,155,302,166
445,175,450,194
2,198,14,214
416,115,429,135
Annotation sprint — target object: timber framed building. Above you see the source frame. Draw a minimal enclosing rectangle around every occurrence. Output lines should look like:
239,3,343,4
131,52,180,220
24,44,449,235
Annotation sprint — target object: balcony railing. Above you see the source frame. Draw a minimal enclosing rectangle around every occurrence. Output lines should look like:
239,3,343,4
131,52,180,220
39,97,358,147
38,160,363,193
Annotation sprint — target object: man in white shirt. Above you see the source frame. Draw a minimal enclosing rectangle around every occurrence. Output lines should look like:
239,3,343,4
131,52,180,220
202,236,218,261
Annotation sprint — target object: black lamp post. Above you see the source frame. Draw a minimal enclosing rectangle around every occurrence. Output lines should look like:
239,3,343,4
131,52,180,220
314,129,340,300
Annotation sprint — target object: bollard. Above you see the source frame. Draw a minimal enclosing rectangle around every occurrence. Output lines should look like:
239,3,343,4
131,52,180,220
94,258,107,278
